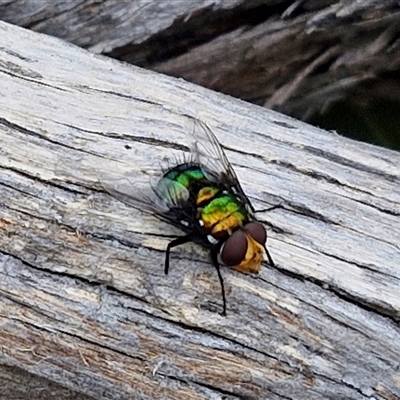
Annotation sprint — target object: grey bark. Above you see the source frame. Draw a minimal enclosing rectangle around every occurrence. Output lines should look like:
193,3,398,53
1,0,399,119
0,20,400,400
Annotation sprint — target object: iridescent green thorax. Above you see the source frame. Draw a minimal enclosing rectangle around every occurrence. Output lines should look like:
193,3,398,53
201,194,245,217
163,165,207,189
159,163,249,238
200,194,247,236
158,164,209,205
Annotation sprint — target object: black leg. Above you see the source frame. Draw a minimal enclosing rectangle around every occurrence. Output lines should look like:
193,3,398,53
165,234,193,275
255,205,281,268
264,246,275,267
210,247,227,316
255,204,283,213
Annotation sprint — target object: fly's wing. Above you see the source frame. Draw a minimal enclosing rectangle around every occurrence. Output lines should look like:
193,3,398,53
99,116,253,229
100,170,195,231
188,117,256,213
101,173,167,212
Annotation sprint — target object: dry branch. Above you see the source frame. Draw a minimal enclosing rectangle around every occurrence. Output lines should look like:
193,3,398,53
1,0,400,119
0,20,400,400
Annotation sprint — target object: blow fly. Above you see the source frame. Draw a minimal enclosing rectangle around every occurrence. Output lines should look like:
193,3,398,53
102,117,275,315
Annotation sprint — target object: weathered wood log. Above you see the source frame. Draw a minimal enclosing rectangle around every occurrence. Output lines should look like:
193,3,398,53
1,0,400,120
0,364,93,400
1,20,400,400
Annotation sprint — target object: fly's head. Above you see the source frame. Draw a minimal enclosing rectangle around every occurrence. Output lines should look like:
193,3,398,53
220,222,267,274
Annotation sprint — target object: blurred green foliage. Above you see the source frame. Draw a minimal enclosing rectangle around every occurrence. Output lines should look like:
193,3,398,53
309,79,400,152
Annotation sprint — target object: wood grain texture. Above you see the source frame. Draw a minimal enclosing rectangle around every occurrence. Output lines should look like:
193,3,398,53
153,0,400,117
1,0,400,119
0,365,95,400
0,0,244,53
0,21,400,400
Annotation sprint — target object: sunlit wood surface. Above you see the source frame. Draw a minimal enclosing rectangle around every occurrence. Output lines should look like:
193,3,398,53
1,20,400,400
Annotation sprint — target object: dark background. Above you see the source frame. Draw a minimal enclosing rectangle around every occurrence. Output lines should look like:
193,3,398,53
1,0,399,151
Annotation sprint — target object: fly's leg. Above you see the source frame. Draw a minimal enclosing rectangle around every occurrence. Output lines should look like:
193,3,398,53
264,246,275,267
255,204,283,213
255,205,282,268
165,234,193,275
210,247,227,316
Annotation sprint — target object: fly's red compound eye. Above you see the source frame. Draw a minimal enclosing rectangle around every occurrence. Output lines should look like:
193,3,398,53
220,230,247,266
244,222,266,245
